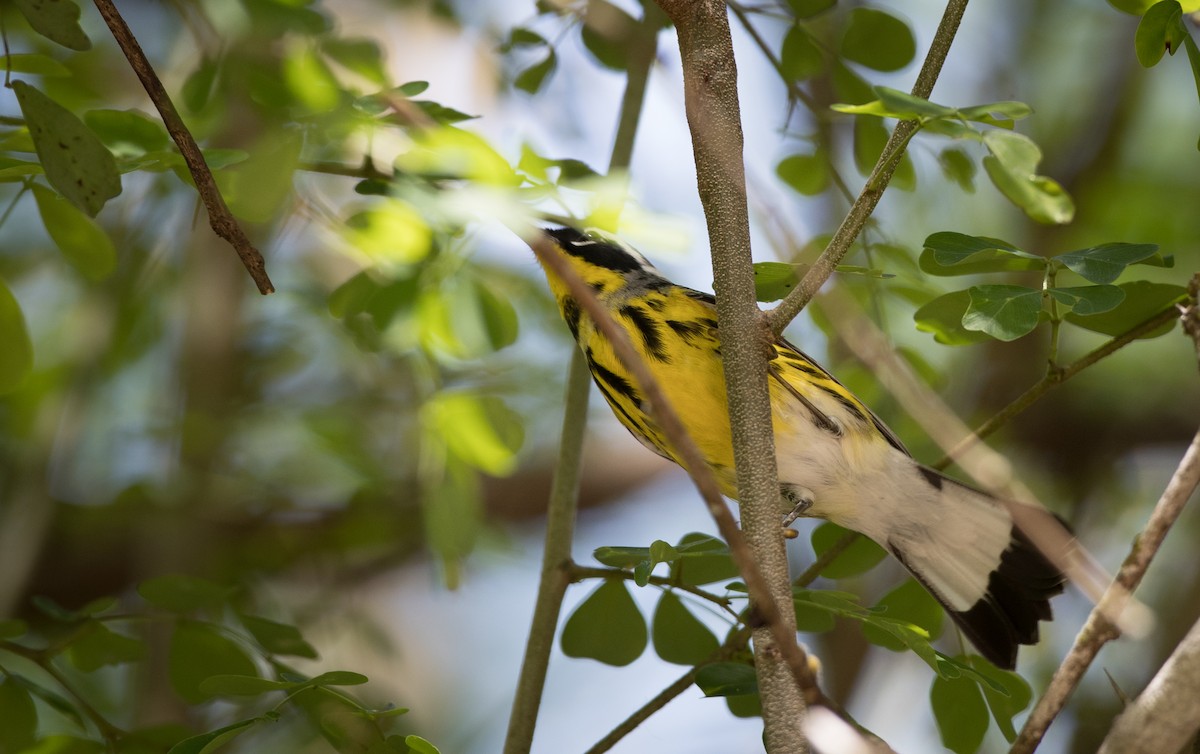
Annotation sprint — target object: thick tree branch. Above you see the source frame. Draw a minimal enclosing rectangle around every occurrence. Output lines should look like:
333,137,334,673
91,0,274,295
1011,422,1200,754
655,1,807,749
765,0,970,335
1095,611,1200,754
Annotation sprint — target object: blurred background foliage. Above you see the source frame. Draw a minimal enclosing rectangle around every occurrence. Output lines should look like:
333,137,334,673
0,0,1198,752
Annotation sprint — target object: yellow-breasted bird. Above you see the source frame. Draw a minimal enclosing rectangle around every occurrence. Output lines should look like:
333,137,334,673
538,226,1065,670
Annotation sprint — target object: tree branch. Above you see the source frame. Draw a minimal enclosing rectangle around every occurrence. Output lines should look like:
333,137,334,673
654,1,807,749
1095,611,1200,754
765,0,970,335
1011,422,1200,753
91,0,274,295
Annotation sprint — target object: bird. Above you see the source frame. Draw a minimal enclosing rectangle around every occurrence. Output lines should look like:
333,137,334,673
536,225,1066,670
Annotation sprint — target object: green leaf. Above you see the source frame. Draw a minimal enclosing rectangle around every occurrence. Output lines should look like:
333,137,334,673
861,579,944,650
320,37,388,85
168,622,258,704
166,719,260,754
18,735,105,754
1185,35,1200,150
282,45,341,113
841,9,915,71
9,675,86,729
852,115,915,189
754,261,805,303
1,53,72,76
781,26,824,81
1064,281,1186,338
30,183,117,281
399,80,430,97
875,87,958,119
939,147,976,192
981,130,1074,224
652,592,719,665
787,0,836,18
424,392,524,475
218,128,302,223
404,735,442,754
12,0,91,50
725,692,763,718
931,673,989,754
240,615,318,658
83,109,169,154
474,280,519,350
0,619,27,639
199,675,295,697
792,591,837,633
307,670,369,687
182,58,220,113
672,532,739,586
12,80,121,216
138,574,233,613
1046,285,1125,316
67,623,147,671
695,662,758,697
0,276,34,394
515,52,557,94
1054,242,1163,284
1135,0,1185,67
581,0,638,70
343,200,432,268
810,523,886,578
963,285,1044,341
561,580,647,666
920,232,1044,276
776,151,829,196
421,460,481,590
968,657,1032,742
0,676,38,753
594,545,652,569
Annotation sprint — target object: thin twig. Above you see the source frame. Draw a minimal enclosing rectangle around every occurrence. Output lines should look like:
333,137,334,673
567,564,738,617
766,0,971,335
90,0,274,295
1011,422,1200,754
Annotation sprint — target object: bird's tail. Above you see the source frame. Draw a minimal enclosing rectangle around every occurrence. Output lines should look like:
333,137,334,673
884,464,1067,669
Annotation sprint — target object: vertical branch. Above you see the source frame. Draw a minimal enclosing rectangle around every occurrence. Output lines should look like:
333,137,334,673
653,1,807,750
502,14,660,753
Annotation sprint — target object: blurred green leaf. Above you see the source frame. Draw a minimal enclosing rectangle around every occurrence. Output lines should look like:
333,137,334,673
12,0,91,50
166,718,260,754
931,673,989,754
422,460,481,590
1064,281,1186,338
218,128,302,222
1,53,72,76
787,0,836,18
695,662,758,697
30,183,117,281
811,523,886,578
169,622,258,704
853,115,915,189
9,675,86,729
0,676,37,753
200,675,294,697
405,735,442,754
963,284,1044,341
920,232,1043,276
242,0,330,34
515,52,557,94
139,574,233,613
1046,285,1125,316
425,392,523,475
19,735,105,754
83,109,169,154
282,45,342,113
67,623,147,672
1135,0,1185,66
320,37,388,85
343,200,433,268
938,147,976,191
581,0,638,70
982,130,1074,224
862,579,944,650
1054,242,1164,284
776,151,829,196
182,58,220,113
0,619,27,639
561,580,647,666
240,615,318,658
474,280,519,350
841,8,916,72
652,591,719,665
13,80,121,216
781,26,824,81
0,277,34,395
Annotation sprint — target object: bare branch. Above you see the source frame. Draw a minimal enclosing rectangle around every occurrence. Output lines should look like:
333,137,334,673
91,0,274,295
766,0,971,335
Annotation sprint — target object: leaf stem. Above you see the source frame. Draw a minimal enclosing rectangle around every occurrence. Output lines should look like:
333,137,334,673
1045,265,1061,371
